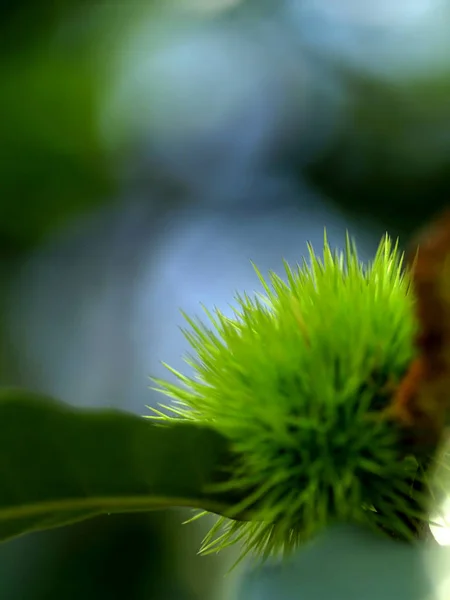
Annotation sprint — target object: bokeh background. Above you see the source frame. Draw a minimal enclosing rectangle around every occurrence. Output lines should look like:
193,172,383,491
3,0,450,598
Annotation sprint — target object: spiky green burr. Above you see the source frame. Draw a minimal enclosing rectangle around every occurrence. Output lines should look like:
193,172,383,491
152,233,436,560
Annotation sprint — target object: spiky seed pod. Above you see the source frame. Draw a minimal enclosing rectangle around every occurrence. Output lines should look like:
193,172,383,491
152,233,436,560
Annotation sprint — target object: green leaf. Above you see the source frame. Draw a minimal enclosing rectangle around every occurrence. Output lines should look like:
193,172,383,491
0,388,238,543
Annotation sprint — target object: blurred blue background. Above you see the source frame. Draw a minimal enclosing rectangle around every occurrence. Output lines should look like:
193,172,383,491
3,0,450,598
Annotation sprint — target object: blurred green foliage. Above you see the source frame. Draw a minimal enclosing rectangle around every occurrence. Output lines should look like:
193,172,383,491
0,0,115,256
0,51,113,255
0,2,73,50
304,69,450,237
28,513,195,600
